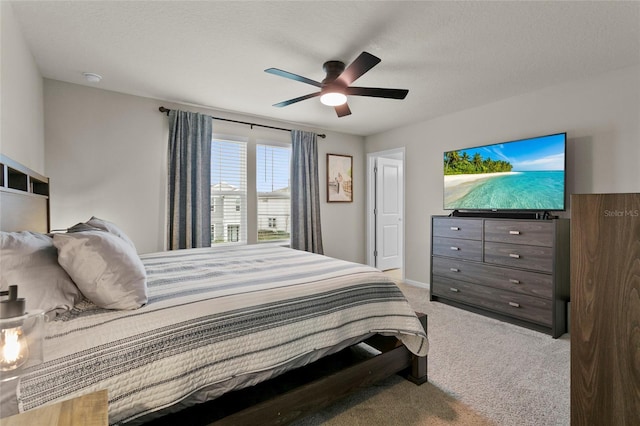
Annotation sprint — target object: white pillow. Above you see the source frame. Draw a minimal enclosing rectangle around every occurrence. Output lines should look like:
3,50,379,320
53,230,147,310
0,231,82,317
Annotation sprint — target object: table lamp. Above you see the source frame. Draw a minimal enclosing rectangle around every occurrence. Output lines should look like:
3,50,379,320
0,286,44,381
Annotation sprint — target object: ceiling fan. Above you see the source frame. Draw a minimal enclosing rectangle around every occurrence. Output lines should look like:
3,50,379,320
265,51,408,117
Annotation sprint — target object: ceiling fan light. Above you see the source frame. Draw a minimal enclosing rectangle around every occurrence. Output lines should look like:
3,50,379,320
320,92,347,106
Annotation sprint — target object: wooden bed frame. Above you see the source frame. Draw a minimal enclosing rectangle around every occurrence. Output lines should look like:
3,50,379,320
219,321,428,425
143,315,427,425
0,154,428,425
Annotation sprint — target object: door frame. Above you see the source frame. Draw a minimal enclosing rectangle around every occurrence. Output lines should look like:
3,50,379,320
366,147,405,279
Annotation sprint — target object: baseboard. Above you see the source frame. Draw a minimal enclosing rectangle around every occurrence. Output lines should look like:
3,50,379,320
402,279,429,290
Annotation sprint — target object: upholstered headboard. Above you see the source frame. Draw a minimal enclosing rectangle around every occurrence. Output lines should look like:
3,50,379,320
0,154,50,233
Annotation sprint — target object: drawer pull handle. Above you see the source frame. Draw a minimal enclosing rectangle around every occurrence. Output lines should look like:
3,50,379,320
449,268,459,272
450,247,460,251
449,288,459,293
509,279,521,284
508,302,520,308
450,227,460,231
509,253,521,259
509,230,521,235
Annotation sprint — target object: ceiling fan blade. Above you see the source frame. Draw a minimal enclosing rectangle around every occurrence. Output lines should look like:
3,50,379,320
346,87,409,99
337,51,381,86
265,68,323,88
334,103,352,117
273,92,321,107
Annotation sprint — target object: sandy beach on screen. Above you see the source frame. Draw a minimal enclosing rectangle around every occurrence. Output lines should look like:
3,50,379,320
444,171,521,188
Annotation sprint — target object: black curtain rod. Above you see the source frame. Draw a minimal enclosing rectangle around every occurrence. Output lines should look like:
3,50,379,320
158,106,326,139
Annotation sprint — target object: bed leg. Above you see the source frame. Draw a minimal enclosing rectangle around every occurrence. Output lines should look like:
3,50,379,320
407,313,428,385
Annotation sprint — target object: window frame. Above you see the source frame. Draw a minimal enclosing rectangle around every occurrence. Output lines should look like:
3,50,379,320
208,132,292,246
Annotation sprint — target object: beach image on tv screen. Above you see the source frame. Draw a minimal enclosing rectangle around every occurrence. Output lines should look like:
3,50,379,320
444,134,565,210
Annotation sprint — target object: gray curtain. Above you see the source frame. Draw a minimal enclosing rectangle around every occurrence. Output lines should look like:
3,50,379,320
290,130,324,254
167,110,212,249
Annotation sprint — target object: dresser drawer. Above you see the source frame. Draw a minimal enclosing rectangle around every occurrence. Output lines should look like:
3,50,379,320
432,277,553,326
431,257,553,299
484,241,553,273
484,220,553,247
432,218,482,240
433,237,482,261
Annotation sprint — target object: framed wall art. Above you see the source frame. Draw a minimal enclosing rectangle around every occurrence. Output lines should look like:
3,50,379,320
327,154,353,202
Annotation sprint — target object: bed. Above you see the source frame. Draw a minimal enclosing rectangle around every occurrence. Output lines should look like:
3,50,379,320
0,155,428,425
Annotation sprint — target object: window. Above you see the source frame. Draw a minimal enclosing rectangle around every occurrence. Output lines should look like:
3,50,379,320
257,144,291,242
209,138,291,245
211,139,247,244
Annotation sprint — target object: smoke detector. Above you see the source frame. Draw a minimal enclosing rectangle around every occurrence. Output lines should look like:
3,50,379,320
82,72,102,83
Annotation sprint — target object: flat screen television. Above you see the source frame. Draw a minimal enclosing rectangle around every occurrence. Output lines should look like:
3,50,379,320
443,132,566,212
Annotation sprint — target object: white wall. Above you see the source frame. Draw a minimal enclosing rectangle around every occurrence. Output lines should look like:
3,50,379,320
0,2,45,173
366,65,640,285
43,80,367,261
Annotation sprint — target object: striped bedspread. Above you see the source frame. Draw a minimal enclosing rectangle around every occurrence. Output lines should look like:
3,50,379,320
17,244,428,424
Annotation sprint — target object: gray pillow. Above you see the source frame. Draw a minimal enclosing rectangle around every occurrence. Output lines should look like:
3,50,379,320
0,231,82,317
53,230,147,310
67,216,136,251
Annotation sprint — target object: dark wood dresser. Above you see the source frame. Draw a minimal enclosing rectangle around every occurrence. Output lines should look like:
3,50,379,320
571,193,640,425
430,216,570,337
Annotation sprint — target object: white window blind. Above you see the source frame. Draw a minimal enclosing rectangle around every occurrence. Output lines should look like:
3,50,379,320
211,139,247,244
257,144,291,242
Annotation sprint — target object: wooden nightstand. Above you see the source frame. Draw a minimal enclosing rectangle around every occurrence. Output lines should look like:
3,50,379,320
1,389,108,426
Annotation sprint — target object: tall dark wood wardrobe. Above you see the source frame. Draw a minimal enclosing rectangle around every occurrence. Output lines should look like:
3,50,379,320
571,193,640,425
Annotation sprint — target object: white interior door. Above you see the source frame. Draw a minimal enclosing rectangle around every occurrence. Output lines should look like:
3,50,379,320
375,157,403,271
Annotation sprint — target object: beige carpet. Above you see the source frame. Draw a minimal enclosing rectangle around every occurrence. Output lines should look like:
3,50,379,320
294,374,495,425
294,276,570,425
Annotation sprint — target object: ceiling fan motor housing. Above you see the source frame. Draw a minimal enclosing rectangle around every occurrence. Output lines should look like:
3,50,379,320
322,61,346,83
321,61,348,95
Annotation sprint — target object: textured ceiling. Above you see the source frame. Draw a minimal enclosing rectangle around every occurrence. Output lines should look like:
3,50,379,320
9,1,640,136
